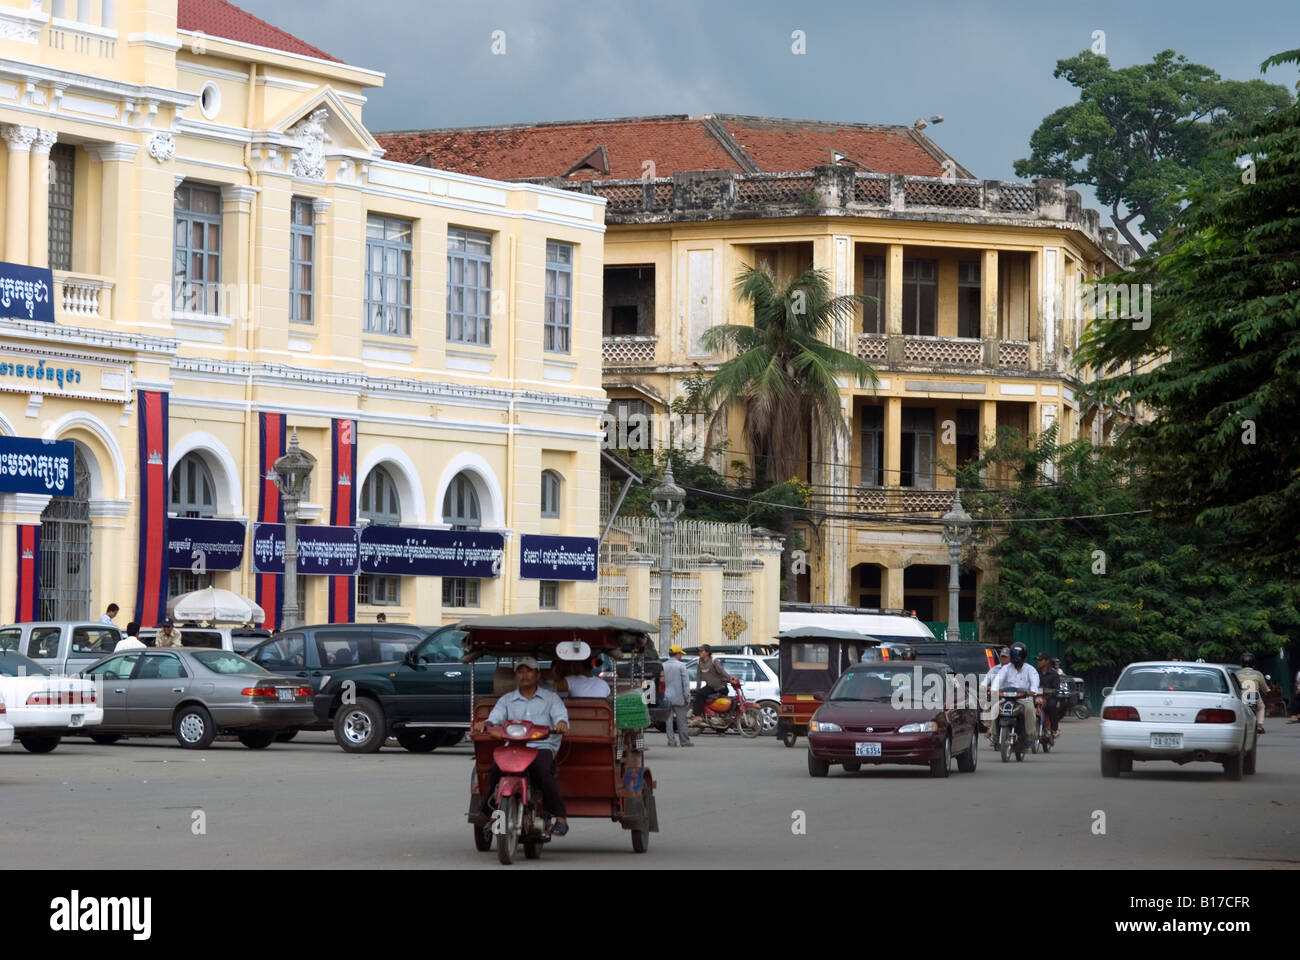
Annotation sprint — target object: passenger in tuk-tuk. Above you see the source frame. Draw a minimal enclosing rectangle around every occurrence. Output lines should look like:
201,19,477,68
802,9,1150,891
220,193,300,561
554,658,611,699
472,657,572,836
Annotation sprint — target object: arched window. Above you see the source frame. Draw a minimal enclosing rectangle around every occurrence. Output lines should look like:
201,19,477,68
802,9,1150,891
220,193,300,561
443,473,481,530
170,453,216,518
360,466,401,526
540,470,562,518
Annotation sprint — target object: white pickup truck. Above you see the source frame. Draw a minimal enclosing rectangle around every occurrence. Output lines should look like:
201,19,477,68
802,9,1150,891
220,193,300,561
0,621,121,674
0,648,102,752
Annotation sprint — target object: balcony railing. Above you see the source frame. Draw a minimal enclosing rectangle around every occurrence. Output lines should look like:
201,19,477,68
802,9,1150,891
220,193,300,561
54,271,113,321
602,334,657,365
902,335,982,365
998,339,1031,368
855,486,956,515
855,333,1038,371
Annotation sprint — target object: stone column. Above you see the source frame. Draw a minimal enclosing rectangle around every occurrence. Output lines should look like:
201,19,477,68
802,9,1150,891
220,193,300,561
87,144,137,322
221,184,258,327
623,553,653,624
882,564,905,610
981,248,999,366
697,556,726,645
0,493,52,622
885,243,904,363
89,499,132,621
750,532,784,645
979,400,998,482
27,129,57,268
884,396,902,492
3,125,37,263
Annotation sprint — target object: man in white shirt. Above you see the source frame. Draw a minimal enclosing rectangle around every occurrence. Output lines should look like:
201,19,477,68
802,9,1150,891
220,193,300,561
992,643,1040,748
555,659,611,699
114,620,146,652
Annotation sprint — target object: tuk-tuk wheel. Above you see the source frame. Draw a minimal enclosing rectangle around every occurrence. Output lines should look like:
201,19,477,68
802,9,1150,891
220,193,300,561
632,828,649,853
524,840,543,860
473,823,492,852
782,730,798,748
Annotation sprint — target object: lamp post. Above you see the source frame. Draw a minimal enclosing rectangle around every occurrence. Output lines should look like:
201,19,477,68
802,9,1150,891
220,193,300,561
273,429,315,631
939,488,972,643
649,460,686,655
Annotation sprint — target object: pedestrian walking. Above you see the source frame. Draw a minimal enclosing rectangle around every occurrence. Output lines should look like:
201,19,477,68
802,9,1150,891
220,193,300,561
155,618,183,648
661,645,693,747
100,603,119,625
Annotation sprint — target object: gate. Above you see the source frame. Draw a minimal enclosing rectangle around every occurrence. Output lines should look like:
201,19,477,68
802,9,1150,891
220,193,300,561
39,450,92,621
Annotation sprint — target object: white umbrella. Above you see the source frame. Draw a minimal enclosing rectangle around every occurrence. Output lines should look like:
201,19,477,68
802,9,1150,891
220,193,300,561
167,587,265,624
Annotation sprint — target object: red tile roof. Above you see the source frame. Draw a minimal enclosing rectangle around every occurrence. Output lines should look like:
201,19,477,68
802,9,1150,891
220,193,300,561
377,114,965,180
177,0,340,63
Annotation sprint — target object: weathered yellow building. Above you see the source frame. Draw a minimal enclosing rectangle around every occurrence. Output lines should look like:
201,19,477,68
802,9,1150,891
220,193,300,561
0,0,608,628
381,115,1133,625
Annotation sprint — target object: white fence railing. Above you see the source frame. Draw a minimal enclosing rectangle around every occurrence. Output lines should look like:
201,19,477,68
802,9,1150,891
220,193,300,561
601,517,754,574
649,573,701,649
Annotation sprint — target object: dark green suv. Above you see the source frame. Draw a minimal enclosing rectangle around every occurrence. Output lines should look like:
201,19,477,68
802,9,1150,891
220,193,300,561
314,625,502,753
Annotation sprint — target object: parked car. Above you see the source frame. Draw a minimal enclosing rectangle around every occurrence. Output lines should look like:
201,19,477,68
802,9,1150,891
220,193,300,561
245,623,432,738
685,654,782,735
0,622,121,674
0,697,12,749
77,648,315,749
909,641,1001,680
0,649,102,752
1100,661,1259,780
806,659,980,778
138,625,271,653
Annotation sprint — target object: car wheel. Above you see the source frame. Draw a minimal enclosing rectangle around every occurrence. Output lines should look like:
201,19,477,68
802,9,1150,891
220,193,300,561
653,722,667,733
957,731,978,773
18,734,61,754
334,697,386,753
782,730,798,748
930,735,951,778
842,761,861,772
1244,745,1257,776
808,752,829,777
238,731,276,749
173,705,217,749
1118,753,1133,773
438,730,465,747
274,728,300,743
1223,752,1244,781
89,734,122,746
397,730,441,752
757,701,780,736
1100,750,1121,777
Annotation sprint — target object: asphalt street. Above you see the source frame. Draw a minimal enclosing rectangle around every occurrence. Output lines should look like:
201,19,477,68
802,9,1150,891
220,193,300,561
3,716,1297,869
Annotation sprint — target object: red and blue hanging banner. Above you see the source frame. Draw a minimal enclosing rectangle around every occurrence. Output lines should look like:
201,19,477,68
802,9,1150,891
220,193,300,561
133,390,169,628
255,412,286,630
14,523,40,622
328,418,357,623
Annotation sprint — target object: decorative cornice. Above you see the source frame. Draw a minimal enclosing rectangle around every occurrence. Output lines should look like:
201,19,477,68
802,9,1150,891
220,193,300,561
0,317,179,355
0,5,48,45
0,492,52,517
128,32,183,52
2,123,36,152
220,183,259,204
86,142,137,163
31,127,57,156
311,196,332,217
88,498,132,519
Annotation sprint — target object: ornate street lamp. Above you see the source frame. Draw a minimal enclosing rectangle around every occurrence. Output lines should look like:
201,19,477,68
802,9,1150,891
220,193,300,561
939,488,972,643
273,429,316,631
648,460,686,655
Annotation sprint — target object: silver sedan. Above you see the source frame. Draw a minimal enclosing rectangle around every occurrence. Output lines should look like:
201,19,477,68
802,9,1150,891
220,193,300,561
78,648,317,749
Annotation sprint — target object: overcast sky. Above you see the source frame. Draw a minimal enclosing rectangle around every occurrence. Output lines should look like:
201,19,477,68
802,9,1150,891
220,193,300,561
240,0,1299,226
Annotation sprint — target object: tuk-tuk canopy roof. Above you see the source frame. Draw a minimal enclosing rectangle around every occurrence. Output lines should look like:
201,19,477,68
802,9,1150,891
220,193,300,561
456,612,658,657
777,627,884,643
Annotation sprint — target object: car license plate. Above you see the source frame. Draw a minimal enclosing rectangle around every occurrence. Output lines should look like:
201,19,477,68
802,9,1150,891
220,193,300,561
855,741,882,757
1151,733,1182,748
69,714,83,727
276,689,294,702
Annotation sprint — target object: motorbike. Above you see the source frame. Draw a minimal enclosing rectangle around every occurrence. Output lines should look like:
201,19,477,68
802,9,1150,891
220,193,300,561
479,720,554,864
691,678,763,738
1033,694,1054,754
994,689,1033,762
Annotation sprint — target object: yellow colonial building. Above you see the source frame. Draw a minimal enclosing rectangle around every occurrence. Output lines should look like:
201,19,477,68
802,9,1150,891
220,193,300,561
0,0,608,628
380,115,1133,625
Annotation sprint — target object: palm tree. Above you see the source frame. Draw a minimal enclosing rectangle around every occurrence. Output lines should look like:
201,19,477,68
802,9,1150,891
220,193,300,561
695,264,877,597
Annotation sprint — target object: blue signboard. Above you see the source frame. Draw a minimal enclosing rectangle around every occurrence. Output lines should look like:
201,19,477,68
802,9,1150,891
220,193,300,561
0,262,55,324
167,517,246,571
360,525,504,578
251,523,361,576
0,436,75,495
519,534,599,581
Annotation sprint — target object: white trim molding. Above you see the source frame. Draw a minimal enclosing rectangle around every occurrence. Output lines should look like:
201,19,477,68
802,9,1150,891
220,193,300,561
42,410,127,500
433,452,505,530
169,431,244,516
357,444,427,525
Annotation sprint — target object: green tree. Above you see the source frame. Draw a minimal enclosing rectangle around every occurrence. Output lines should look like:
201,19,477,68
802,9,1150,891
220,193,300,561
963,431,1299,674
693,264,876,597
1078,48,1300,578
1014,49,1292,254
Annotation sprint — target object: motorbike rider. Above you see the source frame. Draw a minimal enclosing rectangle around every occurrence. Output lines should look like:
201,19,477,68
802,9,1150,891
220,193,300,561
992,643,1040,747
1237,652,1270,735
690,644,739,722
981,647,1010,741
472,657,572,836
1035,652,1061,740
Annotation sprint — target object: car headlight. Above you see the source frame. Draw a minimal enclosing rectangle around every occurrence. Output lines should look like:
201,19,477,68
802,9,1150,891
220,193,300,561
809,719,841,733
898,721,938,734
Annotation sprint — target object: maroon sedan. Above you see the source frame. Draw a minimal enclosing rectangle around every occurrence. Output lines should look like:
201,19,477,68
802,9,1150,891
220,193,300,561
806,660,980,778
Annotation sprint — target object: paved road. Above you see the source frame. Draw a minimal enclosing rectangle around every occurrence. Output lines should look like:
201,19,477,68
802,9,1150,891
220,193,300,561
3,717,1297,869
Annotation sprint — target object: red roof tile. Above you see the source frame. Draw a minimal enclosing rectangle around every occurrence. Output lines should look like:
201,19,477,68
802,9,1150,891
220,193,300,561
377,114,964,181
177,0,340,63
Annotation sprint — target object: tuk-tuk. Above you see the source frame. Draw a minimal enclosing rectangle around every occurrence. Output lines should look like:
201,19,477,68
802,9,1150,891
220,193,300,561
462,613,660,863
774,627,914,748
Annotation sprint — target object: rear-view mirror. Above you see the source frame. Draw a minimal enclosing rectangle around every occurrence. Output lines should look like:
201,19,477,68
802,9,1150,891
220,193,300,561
1101,686,1114,699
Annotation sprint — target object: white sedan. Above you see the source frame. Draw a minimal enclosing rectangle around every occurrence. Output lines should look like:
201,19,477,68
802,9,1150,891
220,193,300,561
1099,661,1258,780
0,695,13,749
0,649,102,753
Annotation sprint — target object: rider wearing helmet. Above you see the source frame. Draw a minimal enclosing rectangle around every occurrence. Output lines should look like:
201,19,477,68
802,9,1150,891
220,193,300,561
994,642,1041,746
1237,652,1270,735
